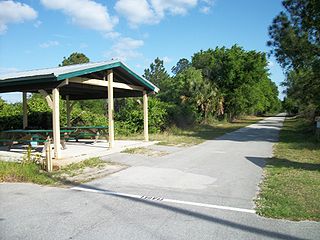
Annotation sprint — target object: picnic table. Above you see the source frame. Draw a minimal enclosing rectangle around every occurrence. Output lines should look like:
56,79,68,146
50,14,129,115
62,126,108,142
0,129,74,150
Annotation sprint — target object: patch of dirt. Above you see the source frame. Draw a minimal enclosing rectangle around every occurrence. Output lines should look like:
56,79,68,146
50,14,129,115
157,142,191,147
1,175,25,182
56,163,128,185
124,147,168,157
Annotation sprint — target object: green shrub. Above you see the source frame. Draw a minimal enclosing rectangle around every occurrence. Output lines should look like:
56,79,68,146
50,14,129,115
0,99,22,130
115,97,171,134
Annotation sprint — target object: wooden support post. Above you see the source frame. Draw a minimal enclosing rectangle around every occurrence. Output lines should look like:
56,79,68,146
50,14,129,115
39,90,53,109
107,70,115,148
45,138,52,172
66,95,71,127
22,92,28,129
143,91,149,141
52,88,61,159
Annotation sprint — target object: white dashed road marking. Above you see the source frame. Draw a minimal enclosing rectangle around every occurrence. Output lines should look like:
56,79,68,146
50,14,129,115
71,186,255,214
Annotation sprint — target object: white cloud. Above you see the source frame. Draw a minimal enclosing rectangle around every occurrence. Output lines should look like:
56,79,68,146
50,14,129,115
151,0,197,17
104,31,121,40
115,0,158,27
0,0,37,34
41,0,118,32
40,40,60,48
105,37,144,61
201,0,213,4
199,0,214,14
115,0,198,27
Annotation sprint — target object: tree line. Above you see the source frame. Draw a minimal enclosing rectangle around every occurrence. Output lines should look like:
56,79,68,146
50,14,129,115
144,45,280,125
0,46,281,133
268,0,319,118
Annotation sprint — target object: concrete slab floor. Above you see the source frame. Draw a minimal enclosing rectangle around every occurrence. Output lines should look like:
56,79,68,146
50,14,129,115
0,140,158,167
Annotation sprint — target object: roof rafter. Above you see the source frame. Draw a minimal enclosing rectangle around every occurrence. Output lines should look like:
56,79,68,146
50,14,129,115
68,77,145,91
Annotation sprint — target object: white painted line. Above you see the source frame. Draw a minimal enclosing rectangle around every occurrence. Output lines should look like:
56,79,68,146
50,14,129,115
163,198,255,213
211,151,226,154
71,186,255,214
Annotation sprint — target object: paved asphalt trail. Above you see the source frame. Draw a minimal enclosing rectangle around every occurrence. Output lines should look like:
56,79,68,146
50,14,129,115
1,116,319,239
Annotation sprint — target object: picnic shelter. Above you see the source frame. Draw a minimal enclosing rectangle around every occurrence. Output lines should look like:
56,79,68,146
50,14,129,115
0,60,159,159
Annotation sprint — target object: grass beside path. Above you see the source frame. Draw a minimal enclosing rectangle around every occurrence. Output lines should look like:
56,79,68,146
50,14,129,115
256,117,320,221
119,116,264,146
0,161,56,185
0,157,108,186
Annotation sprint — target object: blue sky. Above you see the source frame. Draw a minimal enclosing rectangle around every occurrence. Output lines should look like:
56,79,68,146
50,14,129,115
0,0,285,102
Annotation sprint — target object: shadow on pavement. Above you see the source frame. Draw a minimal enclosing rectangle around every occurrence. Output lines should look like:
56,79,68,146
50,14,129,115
246,156,267,168
247,156,320,171
49,172,306,240
76,184,306,240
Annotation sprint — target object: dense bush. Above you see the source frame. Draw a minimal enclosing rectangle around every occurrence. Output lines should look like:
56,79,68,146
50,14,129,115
0,99,22,130
0,94,171,135
115,97,172,134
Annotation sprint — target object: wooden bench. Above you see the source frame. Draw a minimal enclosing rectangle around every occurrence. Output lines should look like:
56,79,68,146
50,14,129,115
62,126,108,143
0,137,48,150
0,129,74,150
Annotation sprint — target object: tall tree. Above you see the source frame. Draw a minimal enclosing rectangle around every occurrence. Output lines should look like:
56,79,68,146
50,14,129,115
192,45,277,120
171,58,190,75
159,63,220,122
268,0,320,114
59,52,90,66
186,68,219,121
143,57,170,89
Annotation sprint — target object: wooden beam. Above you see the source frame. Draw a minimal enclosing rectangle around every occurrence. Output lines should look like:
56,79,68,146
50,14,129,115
69,77,107,86
143,91,149,141
57,78,69,88
114,82,144,91
39,89,53,109
22,92,28,129
107,71,115,148
66,95,71,127
52,88,61,159
69,77,144,91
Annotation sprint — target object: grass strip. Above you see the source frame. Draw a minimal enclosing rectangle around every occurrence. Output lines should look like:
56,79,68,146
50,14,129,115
256,117,320,221
0,161,56,185
0,157,107,186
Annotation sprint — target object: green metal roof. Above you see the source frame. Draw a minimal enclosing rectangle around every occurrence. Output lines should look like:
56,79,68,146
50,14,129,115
0,60,159,98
